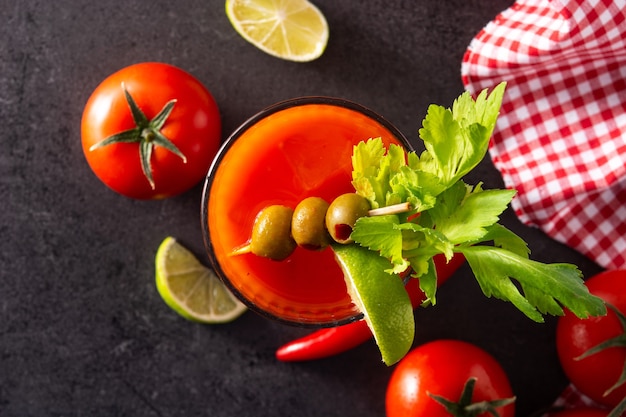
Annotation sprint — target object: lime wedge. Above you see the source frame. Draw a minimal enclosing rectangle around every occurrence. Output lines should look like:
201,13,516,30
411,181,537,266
225,0,329,62
155,237,247,323
332,244,414,365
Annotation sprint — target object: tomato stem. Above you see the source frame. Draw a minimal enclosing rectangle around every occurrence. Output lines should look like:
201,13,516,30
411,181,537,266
142,128,155,142
88,84,186,190
608,394,626,417
429,377,515,417
575,302,626,398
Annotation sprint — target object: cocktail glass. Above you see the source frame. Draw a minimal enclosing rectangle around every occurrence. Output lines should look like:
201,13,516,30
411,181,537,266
201,97,411,327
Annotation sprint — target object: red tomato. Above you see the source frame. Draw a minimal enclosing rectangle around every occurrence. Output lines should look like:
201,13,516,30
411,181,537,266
386,339,515,417
556,270,626,407
546,408,608,417
81,62,221,199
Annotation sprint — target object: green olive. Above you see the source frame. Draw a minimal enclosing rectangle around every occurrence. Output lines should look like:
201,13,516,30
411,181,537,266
325,193,371,244
292,197,331,250
250,205,296,260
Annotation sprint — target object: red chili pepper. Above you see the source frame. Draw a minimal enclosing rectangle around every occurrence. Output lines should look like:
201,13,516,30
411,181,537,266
275,253,466,362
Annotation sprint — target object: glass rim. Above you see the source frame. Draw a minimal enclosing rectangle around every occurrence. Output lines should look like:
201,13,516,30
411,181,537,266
200,96,412,328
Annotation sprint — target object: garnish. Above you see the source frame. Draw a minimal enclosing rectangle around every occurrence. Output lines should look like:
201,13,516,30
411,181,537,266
333,244,414,366
232,82,607,365
349,82,606,323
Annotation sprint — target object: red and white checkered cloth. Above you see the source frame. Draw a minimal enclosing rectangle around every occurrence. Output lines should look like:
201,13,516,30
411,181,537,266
462,0,626,271
550,384,612,413
461,0,626,411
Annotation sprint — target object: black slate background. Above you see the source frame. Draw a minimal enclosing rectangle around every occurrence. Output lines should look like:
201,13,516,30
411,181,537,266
1,1,604,416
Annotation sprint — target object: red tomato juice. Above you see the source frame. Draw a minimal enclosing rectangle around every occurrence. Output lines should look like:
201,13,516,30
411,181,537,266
203,98,409,326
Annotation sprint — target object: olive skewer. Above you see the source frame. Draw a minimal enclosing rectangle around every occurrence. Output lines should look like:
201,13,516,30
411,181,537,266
230,196,412,261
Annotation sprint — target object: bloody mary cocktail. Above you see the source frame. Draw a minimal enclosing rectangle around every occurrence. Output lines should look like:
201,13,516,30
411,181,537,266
201,97,411,326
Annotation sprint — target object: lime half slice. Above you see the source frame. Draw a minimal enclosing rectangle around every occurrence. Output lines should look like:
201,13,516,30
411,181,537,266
155,237,247,324
333,244,414,365
225,0,329,62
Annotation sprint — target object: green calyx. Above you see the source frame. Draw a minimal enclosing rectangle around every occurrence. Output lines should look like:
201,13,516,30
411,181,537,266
89,84,187,189
429,377,515,417
575,303,626,417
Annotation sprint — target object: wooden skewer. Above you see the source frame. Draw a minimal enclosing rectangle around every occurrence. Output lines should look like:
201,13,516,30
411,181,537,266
367,201,412,216
230,243,252,256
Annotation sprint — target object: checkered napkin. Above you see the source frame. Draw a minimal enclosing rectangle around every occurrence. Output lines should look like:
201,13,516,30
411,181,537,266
461,0,626,271
550,384,609,410
461,0,626,411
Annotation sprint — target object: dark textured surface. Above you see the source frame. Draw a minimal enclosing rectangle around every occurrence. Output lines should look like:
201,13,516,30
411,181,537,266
1,1,604,416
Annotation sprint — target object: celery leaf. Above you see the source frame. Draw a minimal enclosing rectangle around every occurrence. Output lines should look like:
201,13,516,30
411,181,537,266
461,245,606,321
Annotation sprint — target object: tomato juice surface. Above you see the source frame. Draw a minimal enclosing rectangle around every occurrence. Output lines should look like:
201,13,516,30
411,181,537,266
202,97,410,326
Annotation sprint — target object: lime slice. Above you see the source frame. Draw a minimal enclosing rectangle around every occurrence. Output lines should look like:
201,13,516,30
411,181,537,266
155,237,247,323
225,0,329,62
332,244,414,365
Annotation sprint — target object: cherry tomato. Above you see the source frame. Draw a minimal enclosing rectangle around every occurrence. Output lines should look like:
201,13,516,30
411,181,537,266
81,62,221,199
556,270,626,408
546,408,608,417
386,339,515,417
